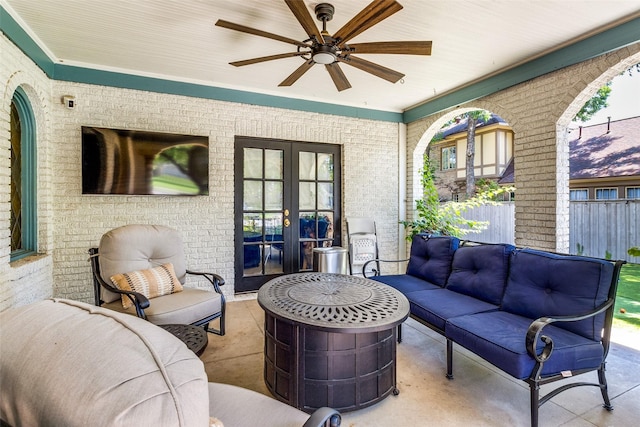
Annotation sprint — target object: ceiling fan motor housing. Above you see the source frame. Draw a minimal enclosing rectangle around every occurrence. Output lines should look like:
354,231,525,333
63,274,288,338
315,3,335,23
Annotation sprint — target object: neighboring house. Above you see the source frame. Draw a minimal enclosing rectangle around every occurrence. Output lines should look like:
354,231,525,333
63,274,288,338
569,116,640,200
429,114,514,201
432,115,640,202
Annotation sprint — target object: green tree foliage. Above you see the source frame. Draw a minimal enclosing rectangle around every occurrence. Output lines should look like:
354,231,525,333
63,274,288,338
401,154,514,239
574,64,638,123
574,83,612,122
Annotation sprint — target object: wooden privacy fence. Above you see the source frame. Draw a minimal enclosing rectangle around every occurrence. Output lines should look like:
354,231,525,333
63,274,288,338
461,202,515,245
461,200,639,263
569,200,639,263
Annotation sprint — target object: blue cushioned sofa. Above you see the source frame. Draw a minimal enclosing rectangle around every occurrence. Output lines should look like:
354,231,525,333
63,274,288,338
367,234,625,427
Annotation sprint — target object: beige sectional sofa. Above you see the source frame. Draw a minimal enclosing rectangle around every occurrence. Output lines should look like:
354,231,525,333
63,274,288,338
0,299,340,427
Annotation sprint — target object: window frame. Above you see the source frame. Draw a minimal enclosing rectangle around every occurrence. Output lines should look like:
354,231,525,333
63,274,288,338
10,86,38,262
595,187,618,200
441,145,456,170
569,189,589,201
626,187,640,199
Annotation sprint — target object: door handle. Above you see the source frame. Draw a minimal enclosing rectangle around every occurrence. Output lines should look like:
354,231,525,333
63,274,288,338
284,219,291,228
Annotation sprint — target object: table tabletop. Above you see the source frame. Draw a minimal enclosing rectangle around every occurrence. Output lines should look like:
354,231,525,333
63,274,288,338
159,324,208,356
258,272,409,333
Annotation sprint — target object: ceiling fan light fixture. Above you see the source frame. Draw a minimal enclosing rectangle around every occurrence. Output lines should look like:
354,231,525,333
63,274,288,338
312,45,337,64
313,52,336,64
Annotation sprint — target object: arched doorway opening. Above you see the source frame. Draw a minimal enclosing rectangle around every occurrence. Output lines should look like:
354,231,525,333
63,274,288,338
557,54,640,258
409,108,516,243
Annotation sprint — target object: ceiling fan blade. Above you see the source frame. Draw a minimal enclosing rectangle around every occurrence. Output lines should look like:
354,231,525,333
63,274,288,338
230,52,307,67
333,0,403,44
338,55,404,83
325,63,352,92
215,19,308,48
279,59,315,87
348,41,432,56
284,0,325,44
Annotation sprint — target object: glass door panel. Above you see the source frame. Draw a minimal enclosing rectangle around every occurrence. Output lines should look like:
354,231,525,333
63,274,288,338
297,151,337,271
241,147,285,279
235,137,341,293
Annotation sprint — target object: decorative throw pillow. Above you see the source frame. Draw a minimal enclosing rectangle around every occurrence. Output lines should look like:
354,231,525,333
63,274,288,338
110,263,183,309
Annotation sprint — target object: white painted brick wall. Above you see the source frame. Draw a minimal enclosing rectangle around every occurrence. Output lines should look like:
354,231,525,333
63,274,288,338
0,33,54,311
1,33,401,307
407,43,640,253
3,29,639,311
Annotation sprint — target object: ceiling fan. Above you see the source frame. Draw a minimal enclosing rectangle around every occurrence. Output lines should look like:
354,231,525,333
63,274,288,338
215,0,432,91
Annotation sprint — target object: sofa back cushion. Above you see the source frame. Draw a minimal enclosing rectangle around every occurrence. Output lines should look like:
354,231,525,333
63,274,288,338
99,224,187,303
446,243,515,305
406,235,460,287
502,249,615,340
0,299,209,427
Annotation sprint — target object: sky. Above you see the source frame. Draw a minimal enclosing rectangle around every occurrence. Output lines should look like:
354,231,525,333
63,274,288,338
581,70,640,126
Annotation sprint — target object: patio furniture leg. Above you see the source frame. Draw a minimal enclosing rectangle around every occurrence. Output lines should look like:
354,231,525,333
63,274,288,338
598,364,614,410
530,382,540,427
446,339,454,380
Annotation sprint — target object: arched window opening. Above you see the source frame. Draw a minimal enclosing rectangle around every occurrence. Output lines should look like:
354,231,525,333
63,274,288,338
10,87,37,261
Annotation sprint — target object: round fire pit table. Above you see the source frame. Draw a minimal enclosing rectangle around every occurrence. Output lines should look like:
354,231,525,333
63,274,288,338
257,272,409,413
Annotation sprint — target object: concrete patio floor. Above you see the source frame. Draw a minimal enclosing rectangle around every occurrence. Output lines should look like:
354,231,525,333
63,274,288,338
202,297,640,427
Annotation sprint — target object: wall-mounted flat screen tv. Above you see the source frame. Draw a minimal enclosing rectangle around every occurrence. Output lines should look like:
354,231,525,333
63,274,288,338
82,126,209,195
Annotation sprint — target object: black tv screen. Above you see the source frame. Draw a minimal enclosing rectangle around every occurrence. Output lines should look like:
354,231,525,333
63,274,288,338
82,127,209,195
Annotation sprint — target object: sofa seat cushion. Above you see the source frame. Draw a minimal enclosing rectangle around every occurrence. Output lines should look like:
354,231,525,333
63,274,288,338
446,311,605,380
102,287,222,325
406,235,459,288
445,243,515,305
502,249,614,340
407,289,499,332
208,383,309,427
0,299,209,427
372,274,441,294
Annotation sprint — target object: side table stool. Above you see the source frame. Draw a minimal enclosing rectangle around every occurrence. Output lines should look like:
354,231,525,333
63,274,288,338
159,324,208,356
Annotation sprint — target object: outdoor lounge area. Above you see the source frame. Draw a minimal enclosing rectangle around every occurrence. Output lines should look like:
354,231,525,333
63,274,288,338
206,298,640,426
2,1,640,426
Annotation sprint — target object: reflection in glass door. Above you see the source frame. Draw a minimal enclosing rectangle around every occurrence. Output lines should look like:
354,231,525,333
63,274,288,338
298,151,336,270
234,137,341,293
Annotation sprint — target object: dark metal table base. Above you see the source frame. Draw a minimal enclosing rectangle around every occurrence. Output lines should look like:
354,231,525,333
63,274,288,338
264,312,399,413
258,273,409,413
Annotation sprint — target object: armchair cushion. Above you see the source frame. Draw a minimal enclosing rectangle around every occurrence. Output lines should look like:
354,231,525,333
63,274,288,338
101,287,223,325
0,299,209,427
208,383,309,427
98,224,188,303
110,262,183,309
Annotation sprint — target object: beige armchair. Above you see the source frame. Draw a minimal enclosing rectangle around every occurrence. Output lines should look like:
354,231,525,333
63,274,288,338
0,299,341,427
89,224,225,335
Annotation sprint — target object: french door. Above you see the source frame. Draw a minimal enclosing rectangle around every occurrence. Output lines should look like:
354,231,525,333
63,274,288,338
234,136,342,293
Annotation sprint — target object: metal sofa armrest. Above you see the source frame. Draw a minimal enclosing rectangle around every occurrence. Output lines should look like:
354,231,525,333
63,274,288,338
525,298,615,363
362,258,409,278
302,407,341,427
186,270,225,294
